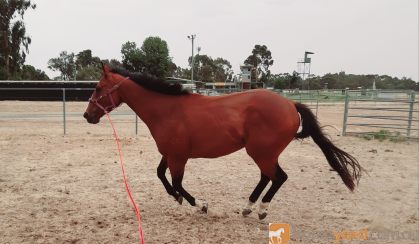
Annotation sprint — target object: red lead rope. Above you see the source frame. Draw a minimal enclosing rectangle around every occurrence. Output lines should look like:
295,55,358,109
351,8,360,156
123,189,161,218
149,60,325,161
105,113,145,244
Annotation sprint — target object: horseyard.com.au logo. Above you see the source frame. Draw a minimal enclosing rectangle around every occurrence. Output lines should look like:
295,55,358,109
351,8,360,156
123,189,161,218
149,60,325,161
269,223,290,244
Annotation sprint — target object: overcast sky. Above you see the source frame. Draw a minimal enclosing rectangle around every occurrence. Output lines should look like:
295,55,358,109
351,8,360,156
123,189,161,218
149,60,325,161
24,0,418,81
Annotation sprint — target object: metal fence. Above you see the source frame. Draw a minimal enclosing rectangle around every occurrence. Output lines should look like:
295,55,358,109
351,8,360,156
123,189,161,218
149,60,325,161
342,89,418,139
1,87,345,135
205,88,348,117
1,87,418,138
0,87,139,135
278,89,347,117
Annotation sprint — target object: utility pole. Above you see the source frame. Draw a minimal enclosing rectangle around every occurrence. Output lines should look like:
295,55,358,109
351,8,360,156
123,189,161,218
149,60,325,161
187,34,196,82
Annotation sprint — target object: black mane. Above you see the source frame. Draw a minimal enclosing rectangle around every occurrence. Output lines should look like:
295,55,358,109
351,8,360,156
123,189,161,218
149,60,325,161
111,67,190,96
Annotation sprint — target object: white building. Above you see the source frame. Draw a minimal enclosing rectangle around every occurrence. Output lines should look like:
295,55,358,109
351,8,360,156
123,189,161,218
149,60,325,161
237,64,253,89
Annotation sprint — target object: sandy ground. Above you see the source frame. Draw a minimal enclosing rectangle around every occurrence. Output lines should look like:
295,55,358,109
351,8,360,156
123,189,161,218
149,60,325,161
0,101,418,244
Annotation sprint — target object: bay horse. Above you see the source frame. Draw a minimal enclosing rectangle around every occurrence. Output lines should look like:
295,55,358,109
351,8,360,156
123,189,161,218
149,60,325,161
84,64,361,220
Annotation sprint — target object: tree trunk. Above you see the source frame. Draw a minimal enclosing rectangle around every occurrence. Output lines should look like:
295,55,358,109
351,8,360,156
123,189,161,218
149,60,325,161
2,26,10,80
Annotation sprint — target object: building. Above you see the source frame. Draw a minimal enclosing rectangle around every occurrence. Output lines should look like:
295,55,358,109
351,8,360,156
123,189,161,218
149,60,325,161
236,64,253,89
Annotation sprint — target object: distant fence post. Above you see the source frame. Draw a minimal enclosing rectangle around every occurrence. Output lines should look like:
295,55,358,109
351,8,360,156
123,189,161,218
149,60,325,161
62,88,66,135
407,90,415,137
135,115,138,135
315,90,319,118
342,88,349,136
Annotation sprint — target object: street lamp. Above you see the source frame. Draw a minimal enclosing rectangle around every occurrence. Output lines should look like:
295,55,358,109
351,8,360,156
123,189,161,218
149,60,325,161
187,34,196,82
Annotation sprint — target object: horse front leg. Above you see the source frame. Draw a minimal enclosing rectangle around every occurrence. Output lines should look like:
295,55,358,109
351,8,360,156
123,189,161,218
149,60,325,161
169,159,208,213
157,157,183,204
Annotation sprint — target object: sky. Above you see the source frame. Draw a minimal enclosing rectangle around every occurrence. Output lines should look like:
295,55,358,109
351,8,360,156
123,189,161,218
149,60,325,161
24,0,418,81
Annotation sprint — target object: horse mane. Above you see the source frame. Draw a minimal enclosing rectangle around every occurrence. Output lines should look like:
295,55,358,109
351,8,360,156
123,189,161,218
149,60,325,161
110,67,190,96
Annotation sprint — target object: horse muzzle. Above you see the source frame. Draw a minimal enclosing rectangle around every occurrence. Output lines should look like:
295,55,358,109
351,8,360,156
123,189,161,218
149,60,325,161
83,112,100,124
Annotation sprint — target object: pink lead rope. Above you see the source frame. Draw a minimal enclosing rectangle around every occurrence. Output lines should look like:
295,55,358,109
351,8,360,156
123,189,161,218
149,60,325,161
105,112,145,244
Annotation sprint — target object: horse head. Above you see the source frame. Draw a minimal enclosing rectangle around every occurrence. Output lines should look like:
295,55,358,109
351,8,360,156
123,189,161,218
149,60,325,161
83,63,124,124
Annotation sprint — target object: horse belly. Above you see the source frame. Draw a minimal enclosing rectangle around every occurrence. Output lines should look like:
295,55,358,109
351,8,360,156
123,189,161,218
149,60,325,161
189,127,245,159
190,142,244,159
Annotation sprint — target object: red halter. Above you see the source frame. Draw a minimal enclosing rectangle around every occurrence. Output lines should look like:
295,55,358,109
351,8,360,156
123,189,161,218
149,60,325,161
88,79,127,113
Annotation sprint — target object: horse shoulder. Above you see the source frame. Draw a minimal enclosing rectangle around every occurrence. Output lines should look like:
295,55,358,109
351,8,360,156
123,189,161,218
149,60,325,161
148,101,191,157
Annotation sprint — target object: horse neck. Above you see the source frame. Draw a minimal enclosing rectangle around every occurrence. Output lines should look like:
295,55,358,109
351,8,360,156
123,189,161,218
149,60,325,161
118,80,176,126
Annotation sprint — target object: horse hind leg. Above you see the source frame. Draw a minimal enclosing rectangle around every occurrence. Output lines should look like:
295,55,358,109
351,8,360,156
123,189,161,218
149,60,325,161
242,173,270,216
258,164,288,220
244,131,293,219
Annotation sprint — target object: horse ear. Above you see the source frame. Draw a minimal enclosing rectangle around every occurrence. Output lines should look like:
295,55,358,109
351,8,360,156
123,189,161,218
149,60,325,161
101,63,110,75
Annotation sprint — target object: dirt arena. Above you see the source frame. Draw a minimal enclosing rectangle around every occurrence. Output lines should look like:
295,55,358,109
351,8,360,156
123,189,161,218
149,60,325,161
0,101,418,243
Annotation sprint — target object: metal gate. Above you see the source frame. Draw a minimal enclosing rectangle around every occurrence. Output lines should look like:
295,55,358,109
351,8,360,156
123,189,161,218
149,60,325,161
342,89,418,139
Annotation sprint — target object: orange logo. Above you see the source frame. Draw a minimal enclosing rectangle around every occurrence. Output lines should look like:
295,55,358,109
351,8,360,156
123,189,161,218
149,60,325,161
269,223,290,244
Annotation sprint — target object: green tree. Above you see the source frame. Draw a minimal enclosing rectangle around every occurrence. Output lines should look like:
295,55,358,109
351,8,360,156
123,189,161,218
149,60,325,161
139,36,172,78
18,64,49,80
321,73,338,89
304,76,323,90
76,66,101,80
244,44,274,83
188,54,234,82
48,49,107,81
121,41,142,72
299,72,418,90
74,49,101,80
101,58,122,67
0,0,36,79
290,71,302,89
167,60,178,77
190,54,214,82
121,37,173,78
109,58,122,67
271,72,301,89
198,65,213,82
271,73,289,89
213,58,233,82
47,51,76,80
173,66,191,79
75,49,101,70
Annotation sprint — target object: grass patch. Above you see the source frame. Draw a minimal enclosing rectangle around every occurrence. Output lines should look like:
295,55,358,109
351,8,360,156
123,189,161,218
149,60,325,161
362,130,406,142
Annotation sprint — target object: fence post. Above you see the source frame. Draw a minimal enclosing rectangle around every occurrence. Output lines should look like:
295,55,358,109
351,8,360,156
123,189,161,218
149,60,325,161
62,88,66,135
315,90,319,118
135,115,138,135
342,88,349,136
406,90,415,137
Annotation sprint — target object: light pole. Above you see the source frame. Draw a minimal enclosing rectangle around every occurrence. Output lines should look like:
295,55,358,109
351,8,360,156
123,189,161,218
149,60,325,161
187,34,196,82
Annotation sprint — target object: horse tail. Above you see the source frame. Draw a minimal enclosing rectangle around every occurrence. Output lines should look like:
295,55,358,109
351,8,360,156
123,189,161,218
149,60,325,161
294,102,362,191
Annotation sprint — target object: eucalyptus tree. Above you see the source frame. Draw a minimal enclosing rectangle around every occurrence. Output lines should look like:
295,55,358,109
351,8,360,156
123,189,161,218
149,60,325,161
0,0,36,79
244,44,274,83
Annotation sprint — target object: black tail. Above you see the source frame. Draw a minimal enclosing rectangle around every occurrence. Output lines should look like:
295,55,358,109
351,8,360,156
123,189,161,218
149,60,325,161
295,103,362,191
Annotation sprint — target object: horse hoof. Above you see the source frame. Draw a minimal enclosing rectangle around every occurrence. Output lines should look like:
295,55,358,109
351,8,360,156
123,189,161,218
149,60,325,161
177,195,183,205
201,202,208,213
258,212,267,220
242,208,252,216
